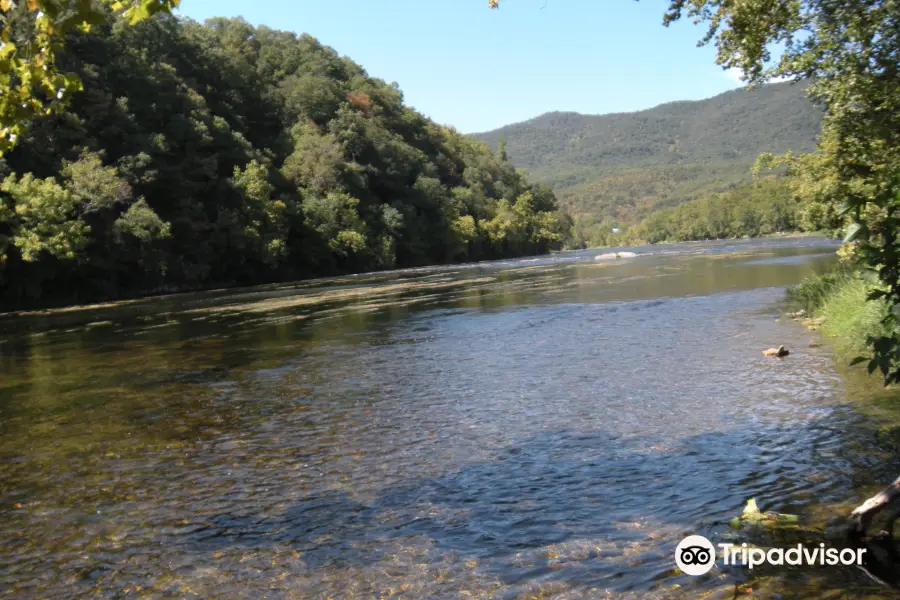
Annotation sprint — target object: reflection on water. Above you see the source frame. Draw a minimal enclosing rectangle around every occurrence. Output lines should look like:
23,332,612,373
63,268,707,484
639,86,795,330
4,237,900,598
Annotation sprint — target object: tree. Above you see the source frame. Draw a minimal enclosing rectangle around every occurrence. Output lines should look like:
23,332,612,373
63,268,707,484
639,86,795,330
282,123,344,194
497,136,509,162
232,159,292,266
0,172,89,261
0,0,179,154
61,150,132,213
301,192,368,259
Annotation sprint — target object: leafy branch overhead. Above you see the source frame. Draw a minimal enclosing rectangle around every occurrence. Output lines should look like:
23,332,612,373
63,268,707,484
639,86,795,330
0,0,179,154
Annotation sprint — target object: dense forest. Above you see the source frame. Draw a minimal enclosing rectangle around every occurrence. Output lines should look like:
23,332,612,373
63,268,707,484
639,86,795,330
0,13,570,309
473,83,823,223
569,177,820,248
630,177,807,244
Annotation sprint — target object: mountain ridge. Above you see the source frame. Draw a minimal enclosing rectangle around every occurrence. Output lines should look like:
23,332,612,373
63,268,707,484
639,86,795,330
470,82,823,224
471,83,812,136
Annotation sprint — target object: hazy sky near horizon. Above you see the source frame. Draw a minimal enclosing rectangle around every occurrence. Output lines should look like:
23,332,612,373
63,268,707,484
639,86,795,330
177,0,746,133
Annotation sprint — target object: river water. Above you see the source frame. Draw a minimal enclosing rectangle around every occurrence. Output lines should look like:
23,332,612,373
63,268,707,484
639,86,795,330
3,237,900,599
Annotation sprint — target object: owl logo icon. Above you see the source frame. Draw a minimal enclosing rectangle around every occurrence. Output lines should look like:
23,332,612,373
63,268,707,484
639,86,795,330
675,535,716,576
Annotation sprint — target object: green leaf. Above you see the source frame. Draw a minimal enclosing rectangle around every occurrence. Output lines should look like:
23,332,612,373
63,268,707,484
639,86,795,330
127,5,151,25
776,513,800,523
742,498,761,516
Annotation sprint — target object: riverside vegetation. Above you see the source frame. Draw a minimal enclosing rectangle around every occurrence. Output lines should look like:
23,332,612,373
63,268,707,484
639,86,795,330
0,11,571,309
572,176,824,248
788,247,891,368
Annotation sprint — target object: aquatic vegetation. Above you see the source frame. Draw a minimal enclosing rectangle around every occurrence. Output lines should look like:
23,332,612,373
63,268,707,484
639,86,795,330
181,277,498,316
728,499,799,530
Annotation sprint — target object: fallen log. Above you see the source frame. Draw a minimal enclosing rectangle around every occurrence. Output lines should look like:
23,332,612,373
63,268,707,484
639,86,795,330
851,475,900,536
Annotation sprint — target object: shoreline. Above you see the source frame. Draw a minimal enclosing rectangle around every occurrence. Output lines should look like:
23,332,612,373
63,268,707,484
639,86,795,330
577,230,827,252
3,235,834,320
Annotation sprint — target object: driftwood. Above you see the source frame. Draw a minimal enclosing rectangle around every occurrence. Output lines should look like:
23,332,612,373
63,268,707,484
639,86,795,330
847,479,900,589
851,475,900,536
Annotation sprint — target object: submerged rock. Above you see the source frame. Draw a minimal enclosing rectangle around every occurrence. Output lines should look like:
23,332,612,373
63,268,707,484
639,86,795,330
762,345,790,357
801,316,826,330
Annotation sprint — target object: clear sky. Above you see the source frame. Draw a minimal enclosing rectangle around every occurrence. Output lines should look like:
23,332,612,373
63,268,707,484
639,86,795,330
176,0,745,133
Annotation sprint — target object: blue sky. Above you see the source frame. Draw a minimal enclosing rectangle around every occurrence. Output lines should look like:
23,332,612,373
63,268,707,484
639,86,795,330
177,0,745,133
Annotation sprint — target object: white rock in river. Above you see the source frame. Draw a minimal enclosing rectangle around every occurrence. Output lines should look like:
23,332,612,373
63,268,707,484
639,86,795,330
595,251,638,261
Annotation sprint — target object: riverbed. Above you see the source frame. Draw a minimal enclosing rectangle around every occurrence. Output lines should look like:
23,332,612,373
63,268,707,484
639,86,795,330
3,237,900,598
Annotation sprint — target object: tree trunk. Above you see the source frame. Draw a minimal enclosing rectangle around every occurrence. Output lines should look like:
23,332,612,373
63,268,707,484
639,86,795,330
851,475,900,536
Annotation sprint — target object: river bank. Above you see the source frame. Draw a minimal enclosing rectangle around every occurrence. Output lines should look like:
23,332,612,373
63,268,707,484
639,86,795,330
785,262,900,435
576,230,827,253
787,265,888,365
0,236,829,322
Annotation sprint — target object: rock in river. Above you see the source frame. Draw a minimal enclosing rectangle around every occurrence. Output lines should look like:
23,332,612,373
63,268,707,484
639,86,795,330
762,345,790,357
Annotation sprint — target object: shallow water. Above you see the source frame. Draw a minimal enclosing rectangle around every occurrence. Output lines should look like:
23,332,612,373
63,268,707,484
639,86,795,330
4,237,900,598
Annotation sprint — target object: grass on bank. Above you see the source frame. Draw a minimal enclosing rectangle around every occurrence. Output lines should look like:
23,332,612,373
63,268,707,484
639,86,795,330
789,261,900,430
787,267,889,358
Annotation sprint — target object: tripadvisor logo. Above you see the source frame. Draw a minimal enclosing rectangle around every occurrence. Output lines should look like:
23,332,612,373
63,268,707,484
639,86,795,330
675,535,716,575
675,535,868,576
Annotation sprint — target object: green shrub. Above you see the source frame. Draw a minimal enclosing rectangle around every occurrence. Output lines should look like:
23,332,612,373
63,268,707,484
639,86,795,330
785,267,853,313
819,277,889,357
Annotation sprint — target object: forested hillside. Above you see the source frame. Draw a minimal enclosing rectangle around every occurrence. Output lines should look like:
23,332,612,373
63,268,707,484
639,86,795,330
473,83,822,222
0,14,569,309
631,177,803,243
568,177,818,248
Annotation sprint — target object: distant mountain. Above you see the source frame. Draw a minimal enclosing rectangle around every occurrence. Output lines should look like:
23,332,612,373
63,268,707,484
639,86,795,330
471,82,823,222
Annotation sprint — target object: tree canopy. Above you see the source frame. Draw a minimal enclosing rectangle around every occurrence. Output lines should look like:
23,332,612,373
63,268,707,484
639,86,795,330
0,13,570,309
0,0,179,154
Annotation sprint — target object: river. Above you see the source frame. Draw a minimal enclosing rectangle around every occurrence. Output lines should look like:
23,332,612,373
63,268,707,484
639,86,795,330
3,237,900,598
